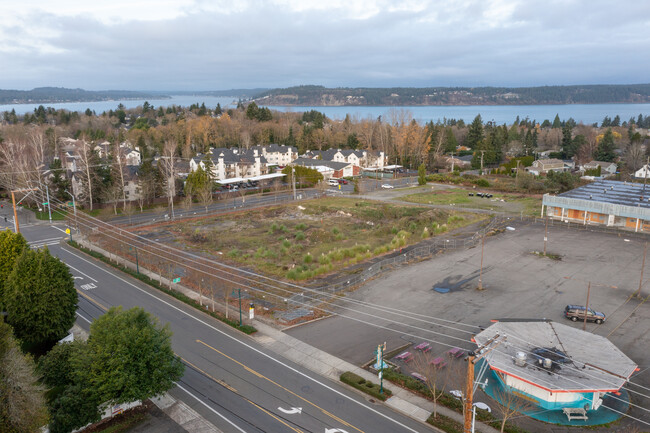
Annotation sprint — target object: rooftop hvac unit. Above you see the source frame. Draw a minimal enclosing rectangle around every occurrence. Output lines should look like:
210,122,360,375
543,358,553,369
515,352,526,367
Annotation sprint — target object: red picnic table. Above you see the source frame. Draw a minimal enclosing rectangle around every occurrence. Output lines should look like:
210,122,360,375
395,351,414,362
414,342,431,352
447,347,465,358
430,357,447,368
411,372,427,383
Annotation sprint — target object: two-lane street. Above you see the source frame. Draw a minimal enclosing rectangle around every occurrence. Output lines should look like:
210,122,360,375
10,220,429,433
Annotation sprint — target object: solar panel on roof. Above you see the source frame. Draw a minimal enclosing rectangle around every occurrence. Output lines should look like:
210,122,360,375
559,180,650,209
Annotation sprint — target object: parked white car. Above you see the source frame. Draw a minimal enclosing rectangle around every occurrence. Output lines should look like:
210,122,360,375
381,184,394,189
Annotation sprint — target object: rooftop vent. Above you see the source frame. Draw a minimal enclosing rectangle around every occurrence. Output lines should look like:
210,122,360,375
611,186,614,190
515,352,526,367
543,358,553,369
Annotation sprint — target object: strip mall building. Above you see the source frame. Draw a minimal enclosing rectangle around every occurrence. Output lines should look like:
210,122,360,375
542,180,650,232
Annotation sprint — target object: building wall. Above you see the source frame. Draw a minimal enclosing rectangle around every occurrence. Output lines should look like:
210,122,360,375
503,374,597,411
543,195,650,232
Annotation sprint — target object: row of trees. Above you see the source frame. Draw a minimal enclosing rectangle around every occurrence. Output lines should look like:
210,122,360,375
1,102,648,211
0,229,184,432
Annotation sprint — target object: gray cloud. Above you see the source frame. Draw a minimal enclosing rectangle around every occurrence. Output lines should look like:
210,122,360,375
1,1,649,90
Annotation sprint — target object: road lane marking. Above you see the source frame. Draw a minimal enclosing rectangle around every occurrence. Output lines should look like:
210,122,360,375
64,261,99,282
76,289,108,312
59,244,420,433
76,312,91,323
197,339,362,433
246,399,305,433
182,357,238,393
174,383,249,433
28,237,62,244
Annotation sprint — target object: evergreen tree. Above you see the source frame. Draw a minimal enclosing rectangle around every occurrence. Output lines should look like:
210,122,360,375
595,129,616,162
49,159,71,201
245,102,259,120
5,248,77,347
418,164,427,185
611,115,620,127
561,125,576,158
0,230,28,310
215,103,222,115
466,115,484,149
552,114,562,128
444,128,458,153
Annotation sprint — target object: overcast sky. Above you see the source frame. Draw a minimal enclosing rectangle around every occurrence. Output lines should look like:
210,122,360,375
2,0,649,91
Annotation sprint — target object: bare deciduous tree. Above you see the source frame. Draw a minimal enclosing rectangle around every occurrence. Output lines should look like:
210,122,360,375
492,386,535,433
159,139,178,219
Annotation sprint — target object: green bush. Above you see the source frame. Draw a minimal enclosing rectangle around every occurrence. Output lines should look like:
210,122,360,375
282,239,291,248
294,231,305,241
227,248,240,258
331,227,340,235
340,371,391,401
474,178,490,187
427,413,464,433
303,253,313,264
295,223,307,230
318,255,331,265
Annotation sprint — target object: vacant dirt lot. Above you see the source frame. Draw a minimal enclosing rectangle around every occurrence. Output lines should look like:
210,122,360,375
133,197,485,281
286,221,650,431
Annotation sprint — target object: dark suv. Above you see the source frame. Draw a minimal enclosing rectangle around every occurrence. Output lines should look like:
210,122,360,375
564,305,606,324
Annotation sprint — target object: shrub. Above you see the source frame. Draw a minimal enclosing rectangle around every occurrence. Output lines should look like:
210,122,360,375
318,255,330,265
286,269,298,279
474,178,490,187
294,231,305,241
227,248,240,258
331,227,340,235
335,233,345,241
340,371,391,401
303,253,313,264
447,215,465,225
295,223,307,230
282,239,291,248
254,247,266,258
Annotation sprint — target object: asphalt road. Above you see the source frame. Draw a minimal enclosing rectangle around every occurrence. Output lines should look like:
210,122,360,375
8,219,430,433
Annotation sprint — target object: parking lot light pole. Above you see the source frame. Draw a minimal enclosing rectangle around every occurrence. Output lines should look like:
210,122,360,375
636,242,647,298
583,282,591,331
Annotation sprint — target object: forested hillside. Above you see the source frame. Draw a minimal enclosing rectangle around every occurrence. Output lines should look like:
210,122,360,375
253,84,650,106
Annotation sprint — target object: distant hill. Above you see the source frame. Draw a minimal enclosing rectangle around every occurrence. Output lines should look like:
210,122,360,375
252,84,650,106
168,89,269,98
0,87,167,105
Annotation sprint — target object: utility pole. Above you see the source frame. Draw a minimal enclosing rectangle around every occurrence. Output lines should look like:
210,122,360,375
480,150,485,174
478,235,485,290
637,242,647,298
11,190,19,233
583,282,591,331
292,166,297,200
544,214,549,256
65,190,77,230
451,151,455,172
45,184,52,223
463,334,505,433
464,352,475,433
238,287,242,326
10,188,37,234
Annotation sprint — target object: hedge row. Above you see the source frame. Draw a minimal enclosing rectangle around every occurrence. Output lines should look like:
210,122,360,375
67,240,257,335
426,413,463,433
340,371,391,401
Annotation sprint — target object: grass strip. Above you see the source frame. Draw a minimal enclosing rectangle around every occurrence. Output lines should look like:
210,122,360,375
340,371,391,401
67,240,257,335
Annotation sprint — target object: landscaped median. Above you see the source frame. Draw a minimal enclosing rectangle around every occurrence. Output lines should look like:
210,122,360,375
67,240,257,335
340,371,392,401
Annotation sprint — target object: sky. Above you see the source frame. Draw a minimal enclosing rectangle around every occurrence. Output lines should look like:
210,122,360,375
2,0,649,91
